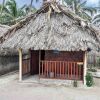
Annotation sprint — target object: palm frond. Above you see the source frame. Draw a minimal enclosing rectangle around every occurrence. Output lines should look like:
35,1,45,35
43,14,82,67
93,14,100,20
92,17,100,24
83,7,97,16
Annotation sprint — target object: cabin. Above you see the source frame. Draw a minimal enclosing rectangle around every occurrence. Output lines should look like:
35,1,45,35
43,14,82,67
0,2,100,85
0,24,18,75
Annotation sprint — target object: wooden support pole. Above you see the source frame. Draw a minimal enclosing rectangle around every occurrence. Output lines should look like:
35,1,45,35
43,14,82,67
18,48,22,82
83,51,87,85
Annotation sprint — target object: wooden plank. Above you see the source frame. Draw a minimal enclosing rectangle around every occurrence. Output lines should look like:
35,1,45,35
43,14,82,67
55,61,56,78
47,61,48,77
74,62,76,79
68,62,69,79
52,61,53,76
60,61,61,78
42,61,43,77
18,48,22,81
79,65,81,79
83,52,87,85
71,62,72,79
65,62,67,79
49,61,51,74
44,61,46,77
51,61,52,73
62,61,64,79
76,63,78,79
56,62,58,78
49,61,50,78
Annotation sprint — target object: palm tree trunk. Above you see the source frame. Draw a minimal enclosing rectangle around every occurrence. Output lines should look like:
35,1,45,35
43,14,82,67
30,0,33,8
99,0,100,7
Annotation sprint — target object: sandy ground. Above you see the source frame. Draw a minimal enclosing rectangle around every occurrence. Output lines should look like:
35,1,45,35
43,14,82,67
0,72,100,100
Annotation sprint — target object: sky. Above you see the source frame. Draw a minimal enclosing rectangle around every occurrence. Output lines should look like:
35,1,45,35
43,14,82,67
86,0,99,7
0,0,43,9
0,0,99,8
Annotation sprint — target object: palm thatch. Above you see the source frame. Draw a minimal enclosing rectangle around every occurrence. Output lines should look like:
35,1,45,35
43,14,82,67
0,2,100,55
0,24,10,37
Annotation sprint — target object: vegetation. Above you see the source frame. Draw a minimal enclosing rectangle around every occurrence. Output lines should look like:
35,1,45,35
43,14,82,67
97,58,100,69
0,0,100,26
86,72,94,87
92,14,100,26
64,0,97,21
88,56,100,69
92,0,100,27
73,80,78,87
88,68,97,72
0,0,37,25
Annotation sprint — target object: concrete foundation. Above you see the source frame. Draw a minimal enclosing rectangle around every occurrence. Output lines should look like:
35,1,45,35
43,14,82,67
22,75,83,87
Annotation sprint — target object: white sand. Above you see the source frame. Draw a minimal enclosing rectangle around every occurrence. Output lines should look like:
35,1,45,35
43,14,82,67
0,72,100,100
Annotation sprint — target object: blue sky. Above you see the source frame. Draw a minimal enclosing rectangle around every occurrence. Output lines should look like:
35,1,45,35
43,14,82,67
0,0,99,8
0,0,43,9
86,0,99,7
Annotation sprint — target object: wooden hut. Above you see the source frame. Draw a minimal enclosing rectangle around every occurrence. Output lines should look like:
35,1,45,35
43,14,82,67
0,2,100,85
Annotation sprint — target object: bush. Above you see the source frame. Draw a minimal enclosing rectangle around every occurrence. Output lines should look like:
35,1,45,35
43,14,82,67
97,58,100,69
73,80,78,87
86,72,94,87
88,68,97,72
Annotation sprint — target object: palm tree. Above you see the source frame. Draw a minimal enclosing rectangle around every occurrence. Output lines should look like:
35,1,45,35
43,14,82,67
92,13,100,26
0,0,5,15
0,4,2,13
64,0,97,21
92,0,100,27
0,0,39,25
0,0,6,24
0,0,26,25
24,0,38,14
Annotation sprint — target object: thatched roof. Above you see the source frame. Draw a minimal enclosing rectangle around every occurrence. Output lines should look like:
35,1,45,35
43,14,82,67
0,24,10,37
0,2,100,54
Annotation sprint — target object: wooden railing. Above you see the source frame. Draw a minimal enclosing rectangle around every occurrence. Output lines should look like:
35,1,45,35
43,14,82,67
22,58,30,75
40,61,83,80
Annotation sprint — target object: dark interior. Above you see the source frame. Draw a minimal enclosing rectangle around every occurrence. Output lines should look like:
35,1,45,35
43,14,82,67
30,50,45,75
30,50,39,75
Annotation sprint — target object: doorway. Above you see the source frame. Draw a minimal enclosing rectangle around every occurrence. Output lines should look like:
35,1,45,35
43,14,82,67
30,50,39,75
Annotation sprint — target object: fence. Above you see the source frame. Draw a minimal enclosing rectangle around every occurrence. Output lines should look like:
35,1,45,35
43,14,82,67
40,61,83,80
87,54,100,68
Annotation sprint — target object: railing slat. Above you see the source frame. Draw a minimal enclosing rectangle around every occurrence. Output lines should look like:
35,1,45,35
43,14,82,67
74,62,76,79
68,62,69,79
66,62,67,79
62,61,64,79
42,61,43,77
71,62,72,79
45,61,46,77
47,61,48,77
76,63,78,79
55,61,56,78
60,61,61,78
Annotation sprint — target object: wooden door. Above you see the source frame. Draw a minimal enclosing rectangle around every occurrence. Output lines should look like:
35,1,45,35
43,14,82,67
30,50,39,75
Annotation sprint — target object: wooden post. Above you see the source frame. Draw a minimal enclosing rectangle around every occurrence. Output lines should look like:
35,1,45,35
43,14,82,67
18,48,22,81
83,51,87,85
39,50,41,78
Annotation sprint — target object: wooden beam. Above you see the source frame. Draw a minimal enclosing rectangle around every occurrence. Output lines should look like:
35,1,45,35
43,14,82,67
18,48,22,82
83,51,87,85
